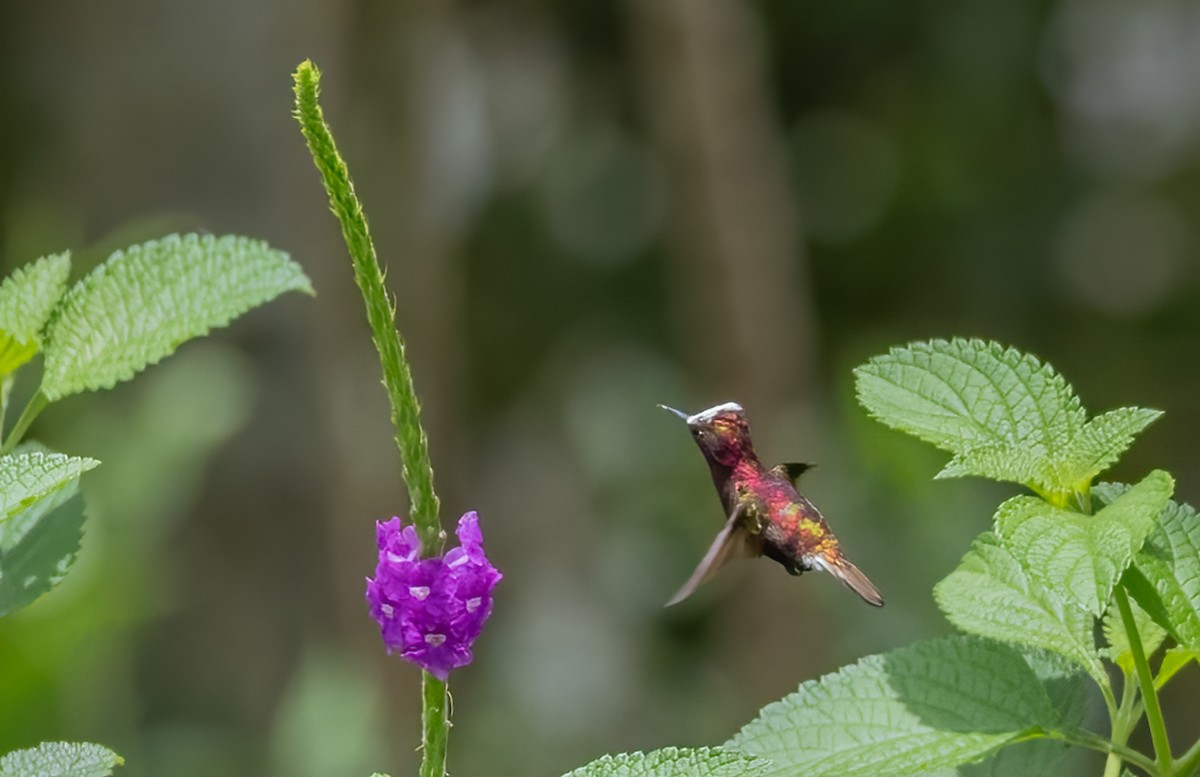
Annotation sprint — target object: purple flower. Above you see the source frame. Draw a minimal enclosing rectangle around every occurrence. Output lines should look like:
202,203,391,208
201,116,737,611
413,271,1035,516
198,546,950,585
365,511,502,680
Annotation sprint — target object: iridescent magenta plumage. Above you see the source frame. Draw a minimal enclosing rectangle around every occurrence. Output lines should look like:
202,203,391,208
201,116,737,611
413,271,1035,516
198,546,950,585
365,511,501,680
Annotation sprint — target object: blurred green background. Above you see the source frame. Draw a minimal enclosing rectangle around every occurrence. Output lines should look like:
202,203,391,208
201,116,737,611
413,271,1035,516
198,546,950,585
2,1,1200,775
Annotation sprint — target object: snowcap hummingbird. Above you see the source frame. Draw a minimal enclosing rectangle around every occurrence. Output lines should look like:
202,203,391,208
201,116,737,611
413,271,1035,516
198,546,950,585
660,402,883,607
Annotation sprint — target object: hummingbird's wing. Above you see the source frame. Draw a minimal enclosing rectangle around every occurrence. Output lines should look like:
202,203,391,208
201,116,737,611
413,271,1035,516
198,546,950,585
770,462,816,483
809,553,885,607
666,502,757,606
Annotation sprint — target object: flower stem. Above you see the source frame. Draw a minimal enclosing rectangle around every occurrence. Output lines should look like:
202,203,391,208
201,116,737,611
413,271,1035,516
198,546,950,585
1116,585,1172,773
0,389,48,456
293,59,448,777
291,60,442,550
421,673,449,777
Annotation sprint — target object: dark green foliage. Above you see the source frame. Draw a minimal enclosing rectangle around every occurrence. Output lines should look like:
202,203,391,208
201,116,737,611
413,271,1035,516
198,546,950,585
0,232,311,771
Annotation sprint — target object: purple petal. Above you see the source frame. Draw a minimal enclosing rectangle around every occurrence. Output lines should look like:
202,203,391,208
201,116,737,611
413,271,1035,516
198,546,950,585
443,547,469,569
375,518,398,550
401,633,472,681
455,511,483,549
375,517,421,561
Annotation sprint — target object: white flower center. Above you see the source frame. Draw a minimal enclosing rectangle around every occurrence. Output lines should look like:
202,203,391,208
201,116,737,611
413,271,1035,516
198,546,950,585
379,603,395,619
465,597,482,613
409,586,430,600
425,633,446,647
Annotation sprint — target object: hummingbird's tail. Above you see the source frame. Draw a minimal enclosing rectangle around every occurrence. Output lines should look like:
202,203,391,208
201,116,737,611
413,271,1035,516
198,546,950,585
815,554,884,607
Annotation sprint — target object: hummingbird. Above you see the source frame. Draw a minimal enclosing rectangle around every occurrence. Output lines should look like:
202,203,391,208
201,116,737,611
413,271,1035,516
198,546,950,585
660,402,883,608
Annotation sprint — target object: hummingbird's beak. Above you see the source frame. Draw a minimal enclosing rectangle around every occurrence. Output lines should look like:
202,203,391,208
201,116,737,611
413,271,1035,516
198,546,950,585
658,404,690,421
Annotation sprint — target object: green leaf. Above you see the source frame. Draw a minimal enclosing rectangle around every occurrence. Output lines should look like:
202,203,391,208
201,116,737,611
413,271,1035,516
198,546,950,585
959,740,1071,777
729,636,1060,776
1098,489,1200,654
0,742,123,777
1054,407,1163,490
562,747,770,777
854,338,1082,460
0,336,38,379
1118,564,1181,645
0,451,99,521
937,444,1046,486
0,253,72,341
934,530,1104,682
41,233,313,400
0,253,71,375
0,485,86,616
964,651,1092,776
854,340,1159,501
996,471,1173,615
1154,647,1197,689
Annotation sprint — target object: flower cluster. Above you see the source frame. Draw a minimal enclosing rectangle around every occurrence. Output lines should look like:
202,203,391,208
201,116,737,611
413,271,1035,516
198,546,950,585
365,511,501,680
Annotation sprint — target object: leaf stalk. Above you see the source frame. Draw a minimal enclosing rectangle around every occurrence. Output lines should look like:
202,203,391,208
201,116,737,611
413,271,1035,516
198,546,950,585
1047,728,1157,776
0,374,12,431
1171,736,1200,777
1116,585,1172,773
0,390,48,456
